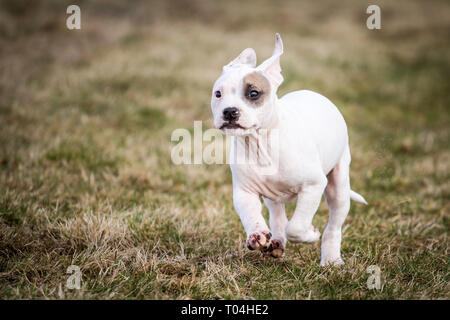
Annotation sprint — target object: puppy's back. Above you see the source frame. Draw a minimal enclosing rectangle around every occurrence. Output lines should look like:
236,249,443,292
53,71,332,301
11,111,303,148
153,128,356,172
278,90,348,173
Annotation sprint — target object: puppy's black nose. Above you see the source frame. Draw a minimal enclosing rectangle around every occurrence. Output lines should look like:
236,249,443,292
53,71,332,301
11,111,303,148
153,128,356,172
223,107,240,121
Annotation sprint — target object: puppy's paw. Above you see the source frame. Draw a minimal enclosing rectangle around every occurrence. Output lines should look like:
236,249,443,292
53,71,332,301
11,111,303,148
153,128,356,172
286,224,321,243
246,231,271,251
320,256,345,267
262,238,285,258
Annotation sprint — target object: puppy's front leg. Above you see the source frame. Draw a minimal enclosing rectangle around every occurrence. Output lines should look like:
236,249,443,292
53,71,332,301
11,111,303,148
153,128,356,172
263,197,287,258
286,176,327,243
233,187,271,251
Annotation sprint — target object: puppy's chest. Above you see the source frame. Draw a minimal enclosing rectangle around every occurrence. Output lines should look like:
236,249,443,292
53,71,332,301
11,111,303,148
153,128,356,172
239,166,302,202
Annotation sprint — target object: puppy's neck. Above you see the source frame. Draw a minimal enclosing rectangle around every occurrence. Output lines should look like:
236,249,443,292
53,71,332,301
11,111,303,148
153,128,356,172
258,97,280,134
233,100,280,171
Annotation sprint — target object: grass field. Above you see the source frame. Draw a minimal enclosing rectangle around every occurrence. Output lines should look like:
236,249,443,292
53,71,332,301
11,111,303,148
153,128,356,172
0,0,449,299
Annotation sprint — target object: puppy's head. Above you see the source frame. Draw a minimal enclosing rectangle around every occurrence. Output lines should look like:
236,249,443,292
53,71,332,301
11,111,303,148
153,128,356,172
211,34,284,136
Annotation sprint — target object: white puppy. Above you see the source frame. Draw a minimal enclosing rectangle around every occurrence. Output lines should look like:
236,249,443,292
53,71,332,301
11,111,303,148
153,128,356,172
210,34,367,266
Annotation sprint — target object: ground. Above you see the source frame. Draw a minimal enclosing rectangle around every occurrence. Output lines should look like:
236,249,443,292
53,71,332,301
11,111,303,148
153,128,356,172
0,0,449,299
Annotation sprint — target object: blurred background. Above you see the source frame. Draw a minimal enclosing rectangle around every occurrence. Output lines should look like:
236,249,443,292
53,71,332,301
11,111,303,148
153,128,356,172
0,0,448,299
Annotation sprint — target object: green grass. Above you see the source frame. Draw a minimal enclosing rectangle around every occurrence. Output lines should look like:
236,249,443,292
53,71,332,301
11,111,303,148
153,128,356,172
0,0,449,299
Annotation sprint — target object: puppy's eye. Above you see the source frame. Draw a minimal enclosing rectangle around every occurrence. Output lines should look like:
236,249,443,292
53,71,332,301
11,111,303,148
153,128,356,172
215,91,222,98
249,90,260,100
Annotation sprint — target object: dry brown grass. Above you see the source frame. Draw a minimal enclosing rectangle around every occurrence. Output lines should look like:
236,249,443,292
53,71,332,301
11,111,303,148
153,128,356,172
0,0,449,299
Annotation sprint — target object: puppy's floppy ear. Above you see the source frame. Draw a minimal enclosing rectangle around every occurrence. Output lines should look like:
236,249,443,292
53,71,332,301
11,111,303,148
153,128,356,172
223,48,257,71
256,33,284,87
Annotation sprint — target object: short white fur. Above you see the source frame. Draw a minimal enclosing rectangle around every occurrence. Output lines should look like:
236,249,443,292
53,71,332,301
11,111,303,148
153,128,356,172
211,34,367,265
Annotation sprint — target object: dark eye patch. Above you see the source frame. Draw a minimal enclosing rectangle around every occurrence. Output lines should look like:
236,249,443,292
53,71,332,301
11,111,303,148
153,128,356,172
242,72,270,107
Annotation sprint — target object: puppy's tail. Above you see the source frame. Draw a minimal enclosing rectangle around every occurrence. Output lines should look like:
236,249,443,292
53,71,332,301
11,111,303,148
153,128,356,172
350,190,368,205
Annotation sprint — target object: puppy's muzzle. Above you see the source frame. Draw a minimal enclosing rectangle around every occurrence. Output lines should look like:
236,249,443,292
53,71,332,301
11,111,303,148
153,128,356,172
222,107,240,122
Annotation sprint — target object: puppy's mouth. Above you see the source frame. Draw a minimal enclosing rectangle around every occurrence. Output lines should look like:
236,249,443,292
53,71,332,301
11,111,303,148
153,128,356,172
219,122,246,130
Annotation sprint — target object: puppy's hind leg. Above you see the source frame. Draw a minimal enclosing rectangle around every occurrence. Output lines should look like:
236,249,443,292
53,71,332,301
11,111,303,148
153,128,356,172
285,173,327,243
320,148,351,266
262,197,288,258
